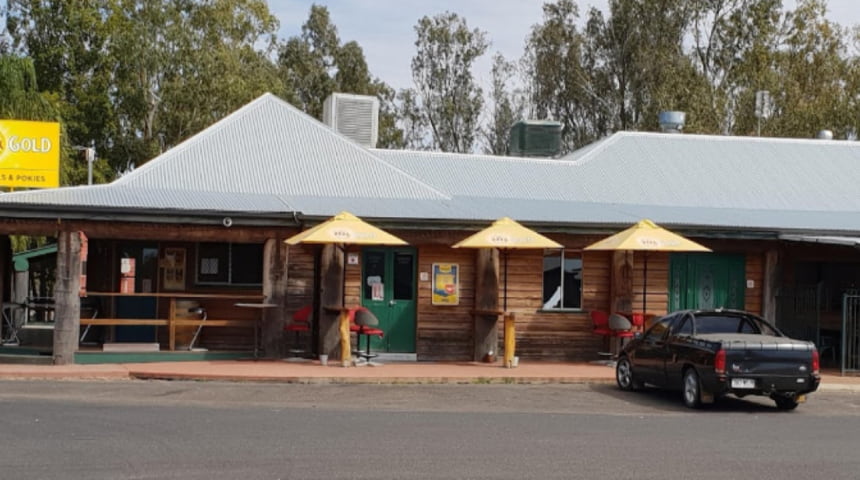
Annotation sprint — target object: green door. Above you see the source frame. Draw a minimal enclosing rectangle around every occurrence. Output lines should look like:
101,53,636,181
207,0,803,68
361,248,417,353
670,253,745,311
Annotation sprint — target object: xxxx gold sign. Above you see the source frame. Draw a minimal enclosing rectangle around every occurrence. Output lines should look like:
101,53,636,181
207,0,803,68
0,120,61,188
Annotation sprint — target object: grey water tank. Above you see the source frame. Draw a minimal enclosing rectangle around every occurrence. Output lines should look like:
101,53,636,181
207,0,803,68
659,111,686,133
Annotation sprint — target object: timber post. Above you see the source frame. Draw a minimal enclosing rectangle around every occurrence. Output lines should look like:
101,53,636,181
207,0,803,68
53,230,82,365
262,238,289,358
610,251,634,314
0,235,8,305
473,248,500,361
318,244,344,360
763,250,780,324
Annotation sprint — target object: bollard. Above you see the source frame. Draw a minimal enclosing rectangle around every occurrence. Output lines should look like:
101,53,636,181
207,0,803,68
339,309,351,367
503,313,515,368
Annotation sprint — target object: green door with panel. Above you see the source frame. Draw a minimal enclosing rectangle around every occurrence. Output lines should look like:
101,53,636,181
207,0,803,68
670,253,745,311
361,248,417,353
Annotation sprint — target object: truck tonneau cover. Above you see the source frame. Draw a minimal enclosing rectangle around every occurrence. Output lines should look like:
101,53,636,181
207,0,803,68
696,334,814,351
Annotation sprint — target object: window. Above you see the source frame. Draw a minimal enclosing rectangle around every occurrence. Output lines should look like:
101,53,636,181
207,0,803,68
645,317,672,342
542,249,582,310
675,317,693,336
196,242,263,286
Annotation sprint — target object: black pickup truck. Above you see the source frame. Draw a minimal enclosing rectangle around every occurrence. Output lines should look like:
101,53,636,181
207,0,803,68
615,309,820,410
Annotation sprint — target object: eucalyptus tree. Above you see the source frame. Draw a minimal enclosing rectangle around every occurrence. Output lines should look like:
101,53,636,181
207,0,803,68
524,0,602,151
278,4,402,148
481,53,526,155
8,0,282,174
6,0,115,179
0,54,103,188
401,11,488,153
107,0,281,171
761,0,854,138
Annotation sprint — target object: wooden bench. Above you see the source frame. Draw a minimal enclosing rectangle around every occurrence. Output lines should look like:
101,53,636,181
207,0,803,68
80,292,267,352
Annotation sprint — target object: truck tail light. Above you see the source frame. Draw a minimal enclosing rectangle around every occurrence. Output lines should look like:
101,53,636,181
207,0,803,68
714,349,726,376
812,349,820,376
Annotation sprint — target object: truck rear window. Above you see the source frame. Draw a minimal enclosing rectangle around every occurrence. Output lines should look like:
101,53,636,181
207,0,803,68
694,315,776,335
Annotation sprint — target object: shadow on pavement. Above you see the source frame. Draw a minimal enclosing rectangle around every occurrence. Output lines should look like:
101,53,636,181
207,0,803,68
589,382,799,414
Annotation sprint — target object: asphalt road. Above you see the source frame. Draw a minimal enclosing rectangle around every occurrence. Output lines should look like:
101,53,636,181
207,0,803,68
1,381,859,480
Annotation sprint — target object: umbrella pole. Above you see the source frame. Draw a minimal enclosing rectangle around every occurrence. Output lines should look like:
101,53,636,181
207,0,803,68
642,252,648,314
503,249,508,312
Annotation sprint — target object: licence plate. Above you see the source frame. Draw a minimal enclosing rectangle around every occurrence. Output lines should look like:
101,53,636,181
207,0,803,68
731,378,756,389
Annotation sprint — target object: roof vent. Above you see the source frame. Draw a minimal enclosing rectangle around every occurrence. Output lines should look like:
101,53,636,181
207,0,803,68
658,111,685,133
816,129,834,140
322,93,379,148
508,120,563,158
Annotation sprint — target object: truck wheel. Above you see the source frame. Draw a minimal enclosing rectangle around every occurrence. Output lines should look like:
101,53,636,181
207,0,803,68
773,395,800,411
616,356,642,391
682,368,703,409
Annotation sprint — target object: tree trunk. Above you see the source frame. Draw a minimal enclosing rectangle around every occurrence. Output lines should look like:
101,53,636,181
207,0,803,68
53,231,82,365
318,244,344,360
262,238,289,358
474,248,500,361
610,251,633,313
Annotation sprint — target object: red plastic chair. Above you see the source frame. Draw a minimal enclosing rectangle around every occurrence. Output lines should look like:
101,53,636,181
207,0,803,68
285,305,312,357
590,310,612,337
608,313,634,345
349,306,384,365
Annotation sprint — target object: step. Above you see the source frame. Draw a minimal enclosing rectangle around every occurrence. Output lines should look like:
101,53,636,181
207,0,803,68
102,343,160,353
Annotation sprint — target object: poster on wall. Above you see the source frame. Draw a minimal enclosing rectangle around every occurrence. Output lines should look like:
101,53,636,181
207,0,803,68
432,263,459,305
162,247,186,291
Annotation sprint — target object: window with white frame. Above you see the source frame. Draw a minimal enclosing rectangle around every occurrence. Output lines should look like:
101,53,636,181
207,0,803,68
542,249,582,309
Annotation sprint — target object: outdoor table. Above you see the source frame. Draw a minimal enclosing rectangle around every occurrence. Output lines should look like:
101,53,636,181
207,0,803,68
235,302,277,357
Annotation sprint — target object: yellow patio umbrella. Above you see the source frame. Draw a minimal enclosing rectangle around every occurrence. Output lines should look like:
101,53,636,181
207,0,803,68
285,211,408,246
453,217,563,311
584,219,711,314
285,211,407,365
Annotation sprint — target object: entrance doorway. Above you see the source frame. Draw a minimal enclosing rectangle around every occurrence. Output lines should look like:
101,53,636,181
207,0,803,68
115,243,159,342
669,253,745,311
361,248,417,353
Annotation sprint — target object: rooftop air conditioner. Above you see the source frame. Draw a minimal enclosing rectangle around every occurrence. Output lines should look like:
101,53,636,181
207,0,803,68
323,93,379,148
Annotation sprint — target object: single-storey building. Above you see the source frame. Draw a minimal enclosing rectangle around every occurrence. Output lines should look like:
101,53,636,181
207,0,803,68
1,93,858,368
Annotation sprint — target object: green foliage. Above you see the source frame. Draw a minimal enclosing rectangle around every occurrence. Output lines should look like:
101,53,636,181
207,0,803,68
7,0,283,174
482,53,525,155
521,0,860,152
278,5,402,148
403,12,488,153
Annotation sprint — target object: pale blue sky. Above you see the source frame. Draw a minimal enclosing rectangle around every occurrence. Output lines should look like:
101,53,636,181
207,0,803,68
271,0,859,92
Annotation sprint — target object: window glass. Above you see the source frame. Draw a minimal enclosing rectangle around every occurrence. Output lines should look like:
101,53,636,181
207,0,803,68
393,253,414,300
196,243,262,285
645,318,671,341
675,317,693,336
363,251,385,300
197,243,229,284
542,250,582,309
231,244,264,285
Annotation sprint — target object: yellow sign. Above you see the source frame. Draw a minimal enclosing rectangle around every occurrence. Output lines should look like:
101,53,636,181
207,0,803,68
432,263,460,306
0,120,61,188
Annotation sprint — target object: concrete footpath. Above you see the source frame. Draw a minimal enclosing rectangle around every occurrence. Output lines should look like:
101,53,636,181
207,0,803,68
0,359,859,391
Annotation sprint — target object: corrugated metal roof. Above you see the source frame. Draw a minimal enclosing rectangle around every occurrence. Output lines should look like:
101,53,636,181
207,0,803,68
561,132,860,212
780,234,860,247
2,93,860,235
374,133,860,231
114,93,448,201
0,185,291,213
